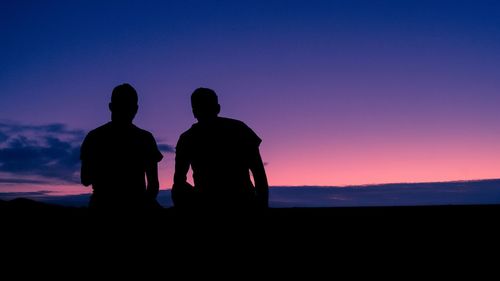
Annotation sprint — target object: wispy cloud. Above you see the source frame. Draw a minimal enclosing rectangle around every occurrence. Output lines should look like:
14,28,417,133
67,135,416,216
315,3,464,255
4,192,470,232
0,178,50,184
0,131,8,144
0,122,85,141
158,144,175,153
0,121,84,184
0,190,52,198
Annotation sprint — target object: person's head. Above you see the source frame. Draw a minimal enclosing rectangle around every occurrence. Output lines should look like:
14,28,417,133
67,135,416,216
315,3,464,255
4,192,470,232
109,83,138,124
191,88,220,121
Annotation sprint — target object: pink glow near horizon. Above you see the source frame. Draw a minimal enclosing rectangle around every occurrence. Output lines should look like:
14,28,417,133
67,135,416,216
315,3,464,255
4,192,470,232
271,122,500,183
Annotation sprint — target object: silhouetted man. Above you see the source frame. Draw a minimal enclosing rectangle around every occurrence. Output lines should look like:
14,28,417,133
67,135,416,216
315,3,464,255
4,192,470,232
80,84,163,209
173,88,269,209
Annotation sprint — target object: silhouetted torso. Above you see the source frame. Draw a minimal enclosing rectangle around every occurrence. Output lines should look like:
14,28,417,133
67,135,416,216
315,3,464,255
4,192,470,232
80,122,162,208
176,117,261,207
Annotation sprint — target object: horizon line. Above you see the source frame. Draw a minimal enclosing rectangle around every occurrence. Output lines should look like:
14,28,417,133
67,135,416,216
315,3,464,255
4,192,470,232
269,178,500,189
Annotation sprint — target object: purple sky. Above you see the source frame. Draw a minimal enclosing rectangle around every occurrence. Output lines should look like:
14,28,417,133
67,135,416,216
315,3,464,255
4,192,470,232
1,0,500,194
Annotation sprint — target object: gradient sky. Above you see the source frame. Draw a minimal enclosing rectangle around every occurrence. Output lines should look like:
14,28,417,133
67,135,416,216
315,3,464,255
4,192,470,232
1,0,500,194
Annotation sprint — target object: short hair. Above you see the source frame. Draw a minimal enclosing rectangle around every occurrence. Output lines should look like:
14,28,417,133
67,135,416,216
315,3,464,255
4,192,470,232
111,83,138,104
191,88,218,108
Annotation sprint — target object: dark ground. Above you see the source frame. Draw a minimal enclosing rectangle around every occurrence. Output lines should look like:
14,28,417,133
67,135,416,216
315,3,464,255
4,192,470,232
2,198,499,233
1,198,498,274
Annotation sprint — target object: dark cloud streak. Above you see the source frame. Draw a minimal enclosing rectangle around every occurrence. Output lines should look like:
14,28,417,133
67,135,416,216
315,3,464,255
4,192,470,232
0,191,52,197
158,144,175,153
0,122,84,183
0,131,8,143
0,178,50,184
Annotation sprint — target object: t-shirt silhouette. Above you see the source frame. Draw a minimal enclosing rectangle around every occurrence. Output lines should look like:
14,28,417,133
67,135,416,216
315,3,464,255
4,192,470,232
80,122,163,206
176,117,261,206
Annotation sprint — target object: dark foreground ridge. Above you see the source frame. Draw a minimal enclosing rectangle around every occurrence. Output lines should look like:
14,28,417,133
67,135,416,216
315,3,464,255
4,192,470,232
3,197,500,214
2,198,499,262
2,197,500,226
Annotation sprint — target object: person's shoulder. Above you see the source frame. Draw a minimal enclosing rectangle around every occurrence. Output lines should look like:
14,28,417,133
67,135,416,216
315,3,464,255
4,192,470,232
130,125,156,140
85,122,112,138
219,117,256,135
179,125,196,140
131,124,152,135
218,117,248,128
219,117,261,144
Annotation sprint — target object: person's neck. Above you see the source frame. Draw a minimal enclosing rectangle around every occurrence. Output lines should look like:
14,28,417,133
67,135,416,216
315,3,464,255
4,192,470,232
111,120,133,127
197,116,218,124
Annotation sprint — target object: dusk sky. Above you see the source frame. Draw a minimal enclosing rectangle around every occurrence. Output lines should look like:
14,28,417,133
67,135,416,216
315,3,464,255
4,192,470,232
1,0,500,197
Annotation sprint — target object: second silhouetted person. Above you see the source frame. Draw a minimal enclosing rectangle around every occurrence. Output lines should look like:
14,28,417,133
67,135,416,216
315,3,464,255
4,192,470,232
173,88,269,209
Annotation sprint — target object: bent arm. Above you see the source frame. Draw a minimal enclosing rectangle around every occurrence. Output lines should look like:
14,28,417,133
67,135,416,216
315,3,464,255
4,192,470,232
173,136,190,188
145,162,160,199
80,160,93,187
249,148,269,208
173,154,190,188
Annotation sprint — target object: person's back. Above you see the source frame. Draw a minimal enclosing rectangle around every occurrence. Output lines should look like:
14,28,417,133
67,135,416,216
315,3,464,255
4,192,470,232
178,117,260,206
174,88,268,209
80,84,163,209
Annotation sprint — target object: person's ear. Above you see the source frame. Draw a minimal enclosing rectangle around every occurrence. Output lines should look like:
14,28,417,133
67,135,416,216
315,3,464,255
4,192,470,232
133,104,138,115
216,104,221,115
109,102,113,112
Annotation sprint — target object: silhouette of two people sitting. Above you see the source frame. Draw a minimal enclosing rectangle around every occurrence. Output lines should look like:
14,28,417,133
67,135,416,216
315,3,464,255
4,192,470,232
80,85,269,209
172,88,269,209
80,84,163,209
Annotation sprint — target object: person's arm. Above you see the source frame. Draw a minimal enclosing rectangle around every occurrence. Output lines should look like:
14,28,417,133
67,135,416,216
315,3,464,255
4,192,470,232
145,162,160,199
249,147,269,208
173,151,190,188
173,136,190,188
171,138,193,207
80,159,93,187
80,135,93,187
